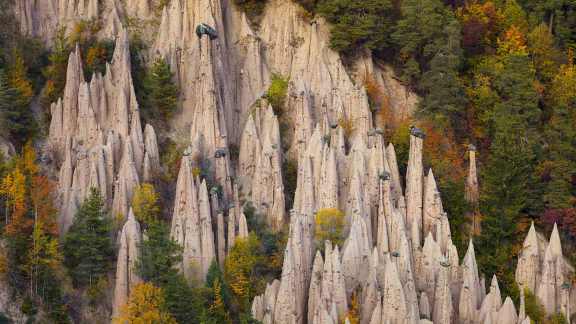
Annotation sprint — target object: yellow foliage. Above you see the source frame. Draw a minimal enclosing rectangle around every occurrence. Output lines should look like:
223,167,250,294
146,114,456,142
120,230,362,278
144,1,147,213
1,167,27,216
338,117,355,140
114,282,176,324
551,49,576,107
344,292,360,324
314,208,346,247
8,50,34,100
131,183,160,226
224,234,261,310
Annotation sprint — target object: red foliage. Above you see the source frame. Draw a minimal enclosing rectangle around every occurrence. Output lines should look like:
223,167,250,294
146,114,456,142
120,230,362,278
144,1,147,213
541,208,576,239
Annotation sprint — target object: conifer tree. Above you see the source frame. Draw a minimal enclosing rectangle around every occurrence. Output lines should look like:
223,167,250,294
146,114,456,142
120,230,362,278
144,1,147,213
317,0,395,54
2,52,37,147
142,58,178,124
418,18,467,132
392,0,454,83
137,221,181,285
63,188,114,288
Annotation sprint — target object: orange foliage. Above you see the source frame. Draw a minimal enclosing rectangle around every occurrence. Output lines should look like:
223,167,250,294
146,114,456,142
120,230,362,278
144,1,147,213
20,142,38,176
8,50,34,100
363,73,394,130
30,176,58,236
420,121,466,183
497,25,528,56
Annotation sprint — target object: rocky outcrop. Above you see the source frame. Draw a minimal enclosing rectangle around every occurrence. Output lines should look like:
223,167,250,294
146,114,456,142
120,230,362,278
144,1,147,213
170,152,216,283
14,0,158,44
238,103,286,230
50,27,160,233
308,241,348,324
516,222,575,320
271,211,315,324
112,209,142,319
405,132,424,250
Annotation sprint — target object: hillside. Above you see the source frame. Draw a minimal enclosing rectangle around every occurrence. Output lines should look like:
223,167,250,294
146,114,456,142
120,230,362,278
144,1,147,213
0,0,575,323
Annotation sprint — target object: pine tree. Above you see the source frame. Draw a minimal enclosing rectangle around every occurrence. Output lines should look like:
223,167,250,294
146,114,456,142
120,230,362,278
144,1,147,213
392,0,453,83
317,0,395,54
0,70,13,139
540,52,576,210
137,221,182,285
3,52,37,147
63,188,114,288
142,58,178,125
418,18,467,133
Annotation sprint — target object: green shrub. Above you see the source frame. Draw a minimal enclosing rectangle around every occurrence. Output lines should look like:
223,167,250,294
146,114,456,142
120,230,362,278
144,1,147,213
314,208,346,248
233,0,267,26
524,288,545,323
265,74,288,115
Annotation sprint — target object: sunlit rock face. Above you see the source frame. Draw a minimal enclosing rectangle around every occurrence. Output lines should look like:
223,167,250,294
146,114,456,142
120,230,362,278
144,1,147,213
48,28,160,235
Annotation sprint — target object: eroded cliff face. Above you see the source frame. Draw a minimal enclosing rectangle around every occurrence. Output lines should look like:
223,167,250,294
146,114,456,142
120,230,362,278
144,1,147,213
11,0,576,323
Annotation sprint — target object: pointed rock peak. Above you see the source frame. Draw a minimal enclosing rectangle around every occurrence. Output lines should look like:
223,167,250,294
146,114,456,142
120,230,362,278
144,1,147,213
464,239,476,262
127,208,136,222
547,222,563,257
427,168,435,181
490,275,500,292
313,250,324,268
497,297,518,323
522,221,539,250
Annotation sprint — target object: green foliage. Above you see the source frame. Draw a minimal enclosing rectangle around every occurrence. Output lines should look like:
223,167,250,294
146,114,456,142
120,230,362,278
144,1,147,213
314,208,346,248
265,74,288,115
477,114,538,297
142,58,179,126
439,180,469,253
418,18,467,133
63,188,114,288
84,40,114,78
282,159,298,211
2,56,38,147
233,0,267,26
392,0,456,84
137,221,182,286
317,0,395,54
41,29,70,111
525,288,546,323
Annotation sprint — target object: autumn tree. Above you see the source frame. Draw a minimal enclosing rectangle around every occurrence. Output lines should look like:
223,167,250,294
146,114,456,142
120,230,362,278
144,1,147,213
114,282,177,324
131,183,161,228
41,28,69,110
314,208,346,248
224,234,263,312
63,188,114,288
